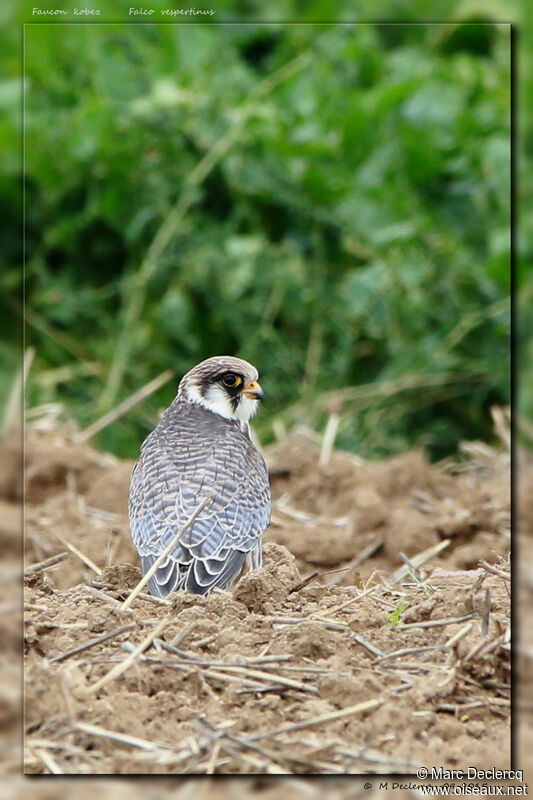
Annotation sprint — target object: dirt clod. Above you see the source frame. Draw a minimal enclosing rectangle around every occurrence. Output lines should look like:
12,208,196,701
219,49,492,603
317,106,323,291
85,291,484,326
233,543,301,612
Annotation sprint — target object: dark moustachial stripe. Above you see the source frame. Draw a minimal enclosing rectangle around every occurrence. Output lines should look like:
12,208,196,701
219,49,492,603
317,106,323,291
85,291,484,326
199,369,244,412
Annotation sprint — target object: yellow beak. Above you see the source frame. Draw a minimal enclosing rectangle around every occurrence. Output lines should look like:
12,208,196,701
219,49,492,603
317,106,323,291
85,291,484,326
242,380,263,400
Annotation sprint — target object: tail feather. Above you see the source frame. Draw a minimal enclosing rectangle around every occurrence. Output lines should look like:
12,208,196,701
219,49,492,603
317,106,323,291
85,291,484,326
140,550,247,597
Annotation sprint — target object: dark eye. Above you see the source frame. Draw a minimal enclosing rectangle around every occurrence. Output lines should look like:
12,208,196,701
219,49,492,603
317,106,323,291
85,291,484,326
222,373,240,387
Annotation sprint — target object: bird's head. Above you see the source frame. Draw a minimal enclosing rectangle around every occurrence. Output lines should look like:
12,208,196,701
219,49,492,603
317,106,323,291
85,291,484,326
177,356,264,423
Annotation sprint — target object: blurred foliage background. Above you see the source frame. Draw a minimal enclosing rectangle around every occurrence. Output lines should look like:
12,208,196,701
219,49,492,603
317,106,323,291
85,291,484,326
8,9,516,459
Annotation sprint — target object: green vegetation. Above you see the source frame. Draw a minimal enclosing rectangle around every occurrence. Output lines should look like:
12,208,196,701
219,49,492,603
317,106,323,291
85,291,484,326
388,602,410,627
18,22,510,459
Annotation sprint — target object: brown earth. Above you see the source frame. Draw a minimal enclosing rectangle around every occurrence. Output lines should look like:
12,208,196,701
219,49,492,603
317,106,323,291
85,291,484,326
1,414,520,782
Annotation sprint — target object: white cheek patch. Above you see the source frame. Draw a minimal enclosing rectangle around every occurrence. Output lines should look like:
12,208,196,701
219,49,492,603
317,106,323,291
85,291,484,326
182,380,260,422
235,394,259,422
182,382,205,406
203,384,235,420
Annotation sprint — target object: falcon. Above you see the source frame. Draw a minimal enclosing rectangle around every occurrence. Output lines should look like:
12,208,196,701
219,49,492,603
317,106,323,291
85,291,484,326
128,356,271,597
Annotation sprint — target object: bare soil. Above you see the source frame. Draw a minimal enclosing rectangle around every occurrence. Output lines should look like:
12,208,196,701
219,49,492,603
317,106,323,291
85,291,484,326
12,418,515,776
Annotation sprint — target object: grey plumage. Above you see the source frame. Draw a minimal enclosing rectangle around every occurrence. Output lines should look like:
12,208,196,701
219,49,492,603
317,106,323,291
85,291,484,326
128,357,271,597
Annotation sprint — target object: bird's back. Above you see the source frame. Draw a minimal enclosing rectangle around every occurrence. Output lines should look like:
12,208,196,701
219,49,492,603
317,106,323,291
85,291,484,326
129,401,270,596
